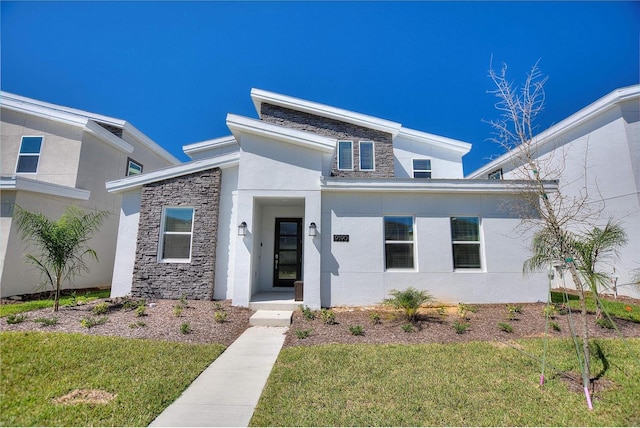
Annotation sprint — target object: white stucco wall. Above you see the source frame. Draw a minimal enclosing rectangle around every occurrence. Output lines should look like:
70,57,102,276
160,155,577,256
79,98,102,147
110,191,141,297
393,133,465,179
320,191,547,307
213,166,239,300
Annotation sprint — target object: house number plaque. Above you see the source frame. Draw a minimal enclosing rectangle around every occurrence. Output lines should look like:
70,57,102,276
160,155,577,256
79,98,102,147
333,234,349,242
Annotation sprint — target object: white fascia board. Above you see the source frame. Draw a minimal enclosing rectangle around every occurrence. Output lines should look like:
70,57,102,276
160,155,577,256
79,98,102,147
106,152,240,193
226,114,336,153
321,177,558,194
398,127,472,155
122,122,180,164
183,135,238,156
250,88,403,137
467,84,640,178
0,176,90,200
85,120,134,153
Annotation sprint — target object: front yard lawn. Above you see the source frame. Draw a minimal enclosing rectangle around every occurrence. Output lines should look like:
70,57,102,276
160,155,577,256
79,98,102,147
251,338,640,426
0,331,224,426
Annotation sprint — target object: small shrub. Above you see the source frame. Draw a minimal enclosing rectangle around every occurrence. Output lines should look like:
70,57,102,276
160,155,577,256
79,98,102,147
214,311,227,324
64,292,78,307
6,314,28,324
453,320,470,334
179,294,188,306
213,301,224,311
551,321,561,332
383,288,433,322
173,305,183,317
80,316,108,329
92,302,109,315
295,328,312,339
596,317,615,329
320,309,337,325
33,317,58,326
300,305,316,321
135,304,147,317
506,304,523,321
370,312,382,325
121,297,146,311
129,321,146,328
180,322,191,334
498,322,513,333
349,325,365,336
436,306,448,318
401,323,414,333
543,305,557,319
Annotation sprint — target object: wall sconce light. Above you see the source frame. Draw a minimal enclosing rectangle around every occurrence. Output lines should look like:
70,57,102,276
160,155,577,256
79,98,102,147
238,221,247,236
308,222,317,237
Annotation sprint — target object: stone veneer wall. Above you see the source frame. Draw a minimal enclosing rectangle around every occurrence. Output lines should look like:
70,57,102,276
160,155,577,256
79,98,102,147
131,169,221,300
260,103,394,178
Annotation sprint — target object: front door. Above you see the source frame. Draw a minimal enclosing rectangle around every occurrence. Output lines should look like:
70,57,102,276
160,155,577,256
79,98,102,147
273,218,302,287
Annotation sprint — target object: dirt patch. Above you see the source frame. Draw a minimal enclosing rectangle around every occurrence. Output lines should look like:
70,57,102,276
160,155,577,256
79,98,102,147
53,389,116,405
557,372,618,398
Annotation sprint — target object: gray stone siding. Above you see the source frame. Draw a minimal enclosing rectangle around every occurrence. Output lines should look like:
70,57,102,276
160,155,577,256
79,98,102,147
131,169,221,300
260,103,394,178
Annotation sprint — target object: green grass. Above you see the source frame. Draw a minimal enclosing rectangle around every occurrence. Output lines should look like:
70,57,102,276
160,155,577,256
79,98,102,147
551,291,640,322
251,338,640,426
0,289,110,317
0,331,225,426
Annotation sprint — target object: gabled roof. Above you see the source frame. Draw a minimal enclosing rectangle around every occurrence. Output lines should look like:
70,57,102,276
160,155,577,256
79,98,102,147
467,84,640,178
1,91,179,164
106,152,239,193
0,176,91,200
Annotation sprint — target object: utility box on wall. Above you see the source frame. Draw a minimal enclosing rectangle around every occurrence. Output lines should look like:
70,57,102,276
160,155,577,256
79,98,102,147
294,281,303,301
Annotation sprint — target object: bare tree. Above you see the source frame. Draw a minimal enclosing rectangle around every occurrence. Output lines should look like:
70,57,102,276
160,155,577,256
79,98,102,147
485,59,619,404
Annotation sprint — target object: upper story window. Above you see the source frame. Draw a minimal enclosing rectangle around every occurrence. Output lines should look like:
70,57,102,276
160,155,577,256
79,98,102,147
359,141,375,171
159,207,195,262
16,136,43,173
450,216,482,269
337,141,353,170
488,168,503,180
127,158,143,176
384,216,414,270
412,159,432,178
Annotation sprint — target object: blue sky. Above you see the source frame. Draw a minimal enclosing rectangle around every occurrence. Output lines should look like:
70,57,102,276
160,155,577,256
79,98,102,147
2,1,638,174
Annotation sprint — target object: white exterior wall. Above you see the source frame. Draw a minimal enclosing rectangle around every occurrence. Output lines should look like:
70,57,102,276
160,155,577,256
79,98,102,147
213,166,239,300
321,191,547,307
393,134,465,179
111,191,141,297
502,104,640,298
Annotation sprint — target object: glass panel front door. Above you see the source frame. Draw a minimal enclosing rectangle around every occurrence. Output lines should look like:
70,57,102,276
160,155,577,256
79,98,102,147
274,218,302,287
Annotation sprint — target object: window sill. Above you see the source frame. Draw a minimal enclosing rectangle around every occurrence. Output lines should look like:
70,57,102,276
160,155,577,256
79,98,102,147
385,268,417,272
453,268,485,273
158,259,191,264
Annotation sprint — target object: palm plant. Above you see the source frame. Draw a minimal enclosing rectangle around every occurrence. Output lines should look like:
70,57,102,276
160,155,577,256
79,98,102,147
383,287,433,322
14,206,108,311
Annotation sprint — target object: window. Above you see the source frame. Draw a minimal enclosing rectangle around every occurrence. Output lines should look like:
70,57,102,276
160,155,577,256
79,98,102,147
384,216,414,269
159,207,195,262
16,136,43,173
359,141,375,171
337,141,353,170
413,159,432,178
127,158,143,176
451,217,482,269
488,168,503,180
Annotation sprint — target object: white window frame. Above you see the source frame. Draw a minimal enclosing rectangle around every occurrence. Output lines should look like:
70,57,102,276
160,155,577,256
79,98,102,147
127,158,143,176
359,141,375,171
15,136,44,174
158,206,195,263
488,168,503,180
450,216,483,271
384,215,416,271
412,158,432,179
337,140,353,170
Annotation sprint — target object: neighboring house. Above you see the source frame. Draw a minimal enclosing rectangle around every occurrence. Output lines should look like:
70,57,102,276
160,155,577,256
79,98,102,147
0,92,179,298
467,85,640,299
107,89,554,309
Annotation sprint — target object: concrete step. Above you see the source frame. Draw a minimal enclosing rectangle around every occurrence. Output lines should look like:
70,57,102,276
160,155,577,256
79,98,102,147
249,301,301,311
250,310,293,327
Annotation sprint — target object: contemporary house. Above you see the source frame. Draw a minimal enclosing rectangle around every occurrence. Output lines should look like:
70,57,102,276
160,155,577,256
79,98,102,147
468,84,640,299
0,92,179,298
107,89,553,308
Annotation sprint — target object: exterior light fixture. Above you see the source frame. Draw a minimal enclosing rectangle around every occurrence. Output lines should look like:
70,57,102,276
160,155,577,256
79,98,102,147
308,222,317,237
238,221,247,236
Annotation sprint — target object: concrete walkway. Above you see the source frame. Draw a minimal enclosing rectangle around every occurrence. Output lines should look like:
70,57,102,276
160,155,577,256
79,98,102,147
149,326,288,427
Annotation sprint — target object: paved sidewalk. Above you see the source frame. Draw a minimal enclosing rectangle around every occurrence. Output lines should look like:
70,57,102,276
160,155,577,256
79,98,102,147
149,326,288,427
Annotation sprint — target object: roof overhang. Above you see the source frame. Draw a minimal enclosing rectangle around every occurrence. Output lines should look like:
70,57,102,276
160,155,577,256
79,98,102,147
0,176,91,200
106,152,239,193
467,84,640,178
397,127,472,155
321,177,558,194
251,88,403,137
183,135,238,159
226,114,336,153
